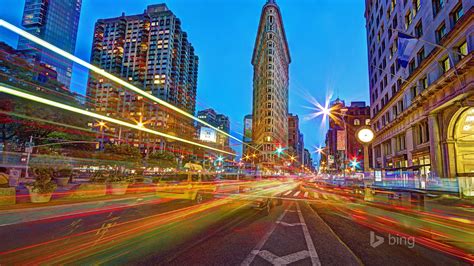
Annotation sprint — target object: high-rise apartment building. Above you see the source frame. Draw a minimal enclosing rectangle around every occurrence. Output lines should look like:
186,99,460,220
251,0,291,169
18,0,82,88
87,4,198,155
365,0,472,181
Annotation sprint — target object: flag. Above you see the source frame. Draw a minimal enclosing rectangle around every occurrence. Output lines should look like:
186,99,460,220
397,32,418,68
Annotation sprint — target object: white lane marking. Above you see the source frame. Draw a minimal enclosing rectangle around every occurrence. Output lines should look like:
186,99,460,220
258,250,310,265
276,221,304,227
297,203,322,266
241,204,292,266
304,192,309,198
294,191,301,197
284,190,292,196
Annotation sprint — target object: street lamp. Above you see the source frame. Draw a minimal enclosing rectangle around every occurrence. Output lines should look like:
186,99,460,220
96,120,107,150
274,146,285,157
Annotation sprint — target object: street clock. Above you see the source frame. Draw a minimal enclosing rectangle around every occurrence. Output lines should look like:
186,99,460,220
356,127,374,144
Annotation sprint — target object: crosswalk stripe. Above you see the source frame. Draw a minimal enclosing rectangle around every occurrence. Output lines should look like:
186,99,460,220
304,192,308,198
293,191,301,197
284,190,292,196
322,194,328,200
313,192,319,199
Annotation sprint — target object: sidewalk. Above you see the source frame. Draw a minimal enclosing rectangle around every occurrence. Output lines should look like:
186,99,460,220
0,183,161,226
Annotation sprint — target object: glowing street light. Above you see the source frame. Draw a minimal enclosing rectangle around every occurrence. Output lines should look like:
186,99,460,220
274,146,286,157
349,158,359,168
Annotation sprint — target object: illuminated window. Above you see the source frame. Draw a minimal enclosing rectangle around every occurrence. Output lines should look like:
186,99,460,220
441,57,451,73
458,41,468,59
354,119,360,126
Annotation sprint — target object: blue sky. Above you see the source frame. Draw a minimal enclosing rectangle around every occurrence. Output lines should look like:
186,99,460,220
0,0,369,161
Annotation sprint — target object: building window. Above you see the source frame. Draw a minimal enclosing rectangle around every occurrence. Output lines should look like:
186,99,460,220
458,41,468,59
409,59,416,74
441,57,451,73
354,119,360,126
410,86,417,99
451,3,463,26
365,119,371,125
421,76,429,90
432,0,444,17
415,21,423,38
417,47,425,65
404,11,412,29
435,23,446,43
413,0,421,11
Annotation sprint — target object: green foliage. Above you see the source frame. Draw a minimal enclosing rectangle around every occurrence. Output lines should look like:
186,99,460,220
55,168,73,178
106,170,133,184
104,144,141,157
149,151,175,161
29,168,57,194
148,151,178,168
90,170,108,184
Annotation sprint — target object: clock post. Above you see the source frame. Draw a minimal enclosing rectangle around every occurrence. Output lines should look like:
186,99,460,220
356,127,375,201
355,127,374,175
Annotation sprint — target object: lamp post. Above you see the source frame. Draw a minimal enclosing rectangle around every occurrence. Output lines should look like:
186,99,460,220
340,107,348,179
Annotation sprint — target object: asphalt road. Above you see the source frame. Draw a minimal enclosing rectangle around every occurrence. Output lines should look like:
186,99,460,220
0,183,471,265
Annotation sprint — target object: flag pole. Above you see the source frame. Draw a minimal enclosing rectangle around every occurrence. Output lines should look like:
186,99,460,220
391,28,465,87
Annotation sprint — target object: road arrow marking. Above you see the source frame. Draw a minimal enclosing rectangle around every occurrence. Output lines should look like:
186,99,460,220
241,204,292,266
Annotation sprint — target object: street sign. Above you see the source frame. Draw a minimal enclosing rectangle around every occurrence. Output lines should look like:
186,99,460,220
336,130,346,151
25,147,33,153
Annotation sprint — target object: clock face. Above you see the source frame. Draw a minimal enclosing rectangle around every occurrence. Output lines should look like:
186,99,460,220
357,128,374,143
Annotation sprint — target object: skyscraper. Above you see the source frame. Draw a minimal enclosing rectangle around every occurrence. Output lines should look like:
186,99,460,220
197,108,230,149
251,0,291,169
365,0,472,181
18,0,82,88
87,4,198,155
287,114,303,165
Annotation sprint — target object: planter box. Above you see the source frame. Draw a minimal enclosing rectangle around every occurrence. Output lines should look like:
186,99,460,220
70,184,106,198
29,191,53,203
56,177,69,187
110,183,129,195
0,188,16,205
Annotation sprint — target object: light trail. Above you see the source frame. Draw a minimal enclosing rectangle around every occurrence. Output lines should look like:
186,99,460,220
0,84,235,155
0,19,252,150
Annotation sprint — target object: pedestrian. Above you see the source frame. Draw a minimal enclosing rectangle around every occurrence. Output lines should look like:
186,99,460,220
0,167,9,188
